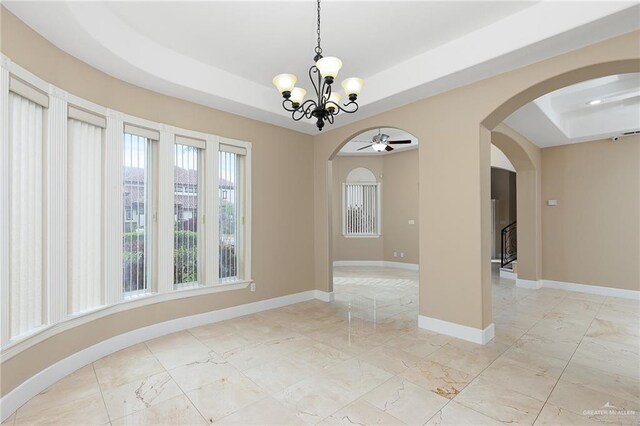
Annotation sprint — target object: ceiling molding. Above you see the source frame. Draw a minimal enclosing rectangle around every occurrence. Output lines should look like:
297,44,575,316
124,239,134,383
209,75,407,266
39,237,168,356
5,1,639,135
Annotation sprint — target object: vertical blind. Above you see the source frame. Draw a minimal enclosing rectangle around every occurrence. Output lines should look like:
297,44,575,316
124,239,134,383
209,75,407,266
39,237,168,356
344,184,378,235
68,119,103,313
1,71,252,347
219,150,240,281
8,92,44,338
123,133,150,295
174,143,199,287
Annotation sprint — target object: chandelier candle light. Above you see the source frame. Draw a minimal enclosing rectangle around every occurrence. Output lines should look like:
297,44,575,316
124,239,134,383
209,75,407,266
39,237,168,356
272,0,364,131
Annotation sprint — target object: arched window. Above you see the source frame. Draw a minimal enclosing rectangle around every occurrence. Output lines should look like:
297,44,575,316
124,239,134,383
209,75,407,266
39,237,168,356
343,168,381,237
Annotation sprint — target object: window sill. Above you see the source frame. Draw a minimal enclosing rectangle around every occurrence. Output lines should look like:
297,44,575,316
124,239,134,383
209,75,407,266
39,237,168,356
342,234,381,239
0,279,252,362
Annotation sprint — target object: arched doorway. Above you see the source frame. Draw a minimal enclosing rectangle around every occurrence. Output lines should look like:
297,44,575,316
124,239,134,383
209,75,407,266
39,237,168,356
491,124,540,289
326,127,420,304
479,60,640,306
312,35,639,345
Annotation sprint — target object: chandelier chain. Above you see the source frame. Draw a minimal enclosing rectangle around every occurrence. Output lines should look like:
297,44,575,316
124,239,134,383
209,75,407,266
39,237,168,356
315,0,322,56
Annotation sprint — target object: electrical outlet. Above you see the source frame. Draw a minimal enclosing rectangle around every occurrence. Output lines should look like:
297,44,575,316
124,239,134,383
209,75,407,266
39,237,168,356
400,252,404,258
250,282,256,292
394,252,397,257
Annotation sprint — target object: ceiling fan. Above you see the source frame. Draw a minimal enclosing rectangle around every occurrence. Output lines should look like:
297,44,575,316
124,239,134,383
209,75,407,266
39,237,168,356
356,129,411,152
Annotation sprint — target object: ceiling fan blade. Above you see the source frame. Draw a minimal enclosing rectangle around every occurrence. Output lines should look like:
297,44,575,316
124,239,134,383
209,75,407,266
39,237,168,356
357,144,373,151
388,139,412,144
385,145,394,152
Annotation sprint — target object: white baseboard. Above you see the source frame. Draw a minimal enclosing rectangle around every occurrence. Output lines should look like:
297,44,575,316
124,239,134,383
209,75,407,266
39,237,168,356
333,260,419,271
512,278,639,300
314,290,335,302
418,315,495,345
516,279,542,289
542,279,639,300
500,269,517,280
0,289,321,422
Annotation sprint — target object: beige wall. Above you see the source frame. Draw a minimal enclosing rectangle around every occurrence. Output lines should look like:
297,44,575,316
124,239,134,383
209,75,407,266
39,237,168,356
541,136,640,290
0,7,314,396
382,149,420,264
331,149,419,264
314,32,640,333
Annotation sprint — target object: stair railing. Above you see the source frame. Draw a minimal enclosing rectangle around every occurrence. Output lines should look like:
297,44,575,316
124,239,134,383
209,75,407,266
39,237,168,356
501,221,517,267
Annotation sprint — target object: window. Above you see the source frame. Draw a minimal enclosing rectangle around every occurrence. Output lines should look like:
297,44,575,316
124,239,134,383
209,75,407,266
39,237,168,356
67,109,106,314
219,144,246,281
1,62,252,349
174,140,202,288
122,126,157,296
343,168,380,237
7,89,46,338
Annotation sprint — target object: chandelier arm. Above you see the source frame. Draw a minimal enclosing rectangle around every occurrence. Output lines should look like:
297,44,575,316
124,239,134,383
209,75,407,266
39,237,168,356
334,101,359,115
322,79,332,105
281,99,298,113
290,100,317,121
309,65,321,102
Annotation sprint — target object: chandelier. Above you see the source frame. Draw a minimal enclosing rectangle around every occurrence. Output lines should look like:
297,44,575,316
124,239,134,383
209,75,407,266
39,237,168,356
272,0,364,131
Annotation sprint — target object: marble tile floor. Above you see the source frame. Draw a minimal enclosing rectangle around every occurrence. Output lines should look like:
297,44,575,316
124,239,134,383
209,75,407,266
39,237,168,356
3,266,639,425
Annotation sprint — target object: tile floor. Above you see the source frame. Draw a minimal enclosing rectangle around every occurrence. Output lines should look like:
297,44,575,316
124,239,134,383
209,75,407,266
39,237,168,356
3,266,639,425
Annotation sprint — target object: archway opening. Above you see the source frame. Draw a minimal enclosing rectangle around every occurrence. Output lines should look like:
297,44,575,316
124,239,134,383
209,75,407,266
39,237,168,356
327,127,420,326
481,63,640,328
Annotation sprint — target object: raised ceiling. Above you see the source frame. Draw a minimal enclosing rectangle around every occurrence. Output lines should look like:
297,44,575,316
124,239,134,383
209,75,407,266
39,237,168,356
5,1,639,135
505,73,640,147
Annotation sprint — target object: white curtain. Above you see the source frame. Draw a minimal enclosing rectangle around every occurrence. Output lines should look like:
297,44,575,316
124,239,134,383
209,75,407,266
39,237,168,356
9,92,44,338
68,119,103,313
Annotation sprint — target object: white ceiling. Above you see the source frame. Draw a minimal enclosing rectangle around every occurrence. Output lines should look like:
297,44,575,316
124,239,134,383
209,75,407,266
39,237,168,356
5,1,639,135
505,73,640,147
338,128,418,156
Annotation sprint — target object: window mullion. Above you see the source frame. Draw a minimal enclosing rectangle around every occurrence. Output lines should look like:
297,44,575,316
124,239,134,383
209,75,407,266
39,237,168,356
198,147,205,286
47,91,68,324
205,135,219,285
156,128,174,293
242,145,252,281
0,66,10,346
104,112,124,305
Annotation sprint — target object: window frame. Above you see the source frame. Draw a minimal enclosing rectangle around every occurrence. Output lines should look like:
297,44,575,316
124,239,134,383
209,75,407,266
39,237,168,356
6,88,48,341
122,127,159,298
0,56,253,355
173,138,205,290
213,139,251,285
67,110,107,315
342,182,382,238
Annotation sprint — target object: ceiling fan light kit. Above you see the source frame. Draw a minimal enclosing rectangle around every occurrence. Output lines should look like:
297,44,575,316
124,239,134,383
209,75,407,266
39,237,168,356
272,0,364,131
356,129,412,153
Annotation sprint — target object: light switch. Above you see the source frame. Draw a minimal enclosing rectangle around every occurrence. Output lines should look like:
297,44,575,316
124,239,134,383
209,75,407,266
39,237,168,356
547,199,558,206
408,219,415,225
